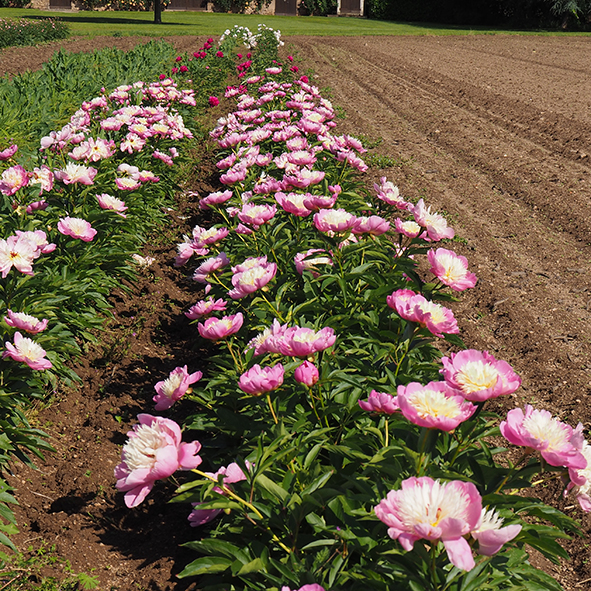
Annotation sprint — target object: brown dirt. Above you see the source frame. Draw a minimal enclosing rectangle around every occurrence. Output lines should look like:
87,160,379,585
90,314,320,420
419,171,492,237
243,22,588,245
3,33,591,590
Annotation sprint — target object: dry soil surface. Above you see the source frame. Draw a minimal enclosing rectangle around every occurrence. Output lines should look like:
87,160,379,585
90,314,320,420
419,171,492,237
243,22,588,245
2,33,591,590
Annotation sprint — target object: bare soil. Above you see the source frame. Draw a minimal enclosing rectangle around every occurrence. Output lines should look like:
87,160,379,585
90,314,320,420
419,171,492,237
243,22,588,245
3,33,591,590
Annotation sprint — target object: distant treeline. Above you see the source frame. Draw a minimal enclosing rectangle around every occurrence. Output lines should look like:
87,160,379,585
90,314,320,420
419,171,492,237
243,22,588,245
366,0,591,29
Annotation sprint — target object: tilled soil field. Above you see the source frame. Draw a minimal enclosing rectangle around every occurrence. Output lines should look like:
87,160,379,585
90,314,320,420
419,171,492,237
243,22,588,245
2,33,591,590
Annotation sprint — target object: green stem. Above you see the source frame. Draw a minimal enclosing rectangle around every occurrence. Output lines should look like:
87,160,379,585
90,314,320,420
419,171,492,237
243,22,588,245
258,291,285,322
493,452,533,494
225,339,243,373
430,542,439,590
266,392,278,424
191,468,291,554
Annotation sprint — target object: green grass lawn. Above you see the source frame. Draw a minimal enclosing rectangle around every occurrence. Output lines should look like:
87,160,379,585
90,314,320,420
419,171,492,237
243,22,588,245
1,8,589,38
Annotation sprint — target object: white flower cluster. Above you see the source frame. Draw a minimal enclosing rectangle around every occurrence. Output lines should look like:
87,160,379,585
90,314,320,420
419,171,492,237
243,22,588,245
219,24,284,49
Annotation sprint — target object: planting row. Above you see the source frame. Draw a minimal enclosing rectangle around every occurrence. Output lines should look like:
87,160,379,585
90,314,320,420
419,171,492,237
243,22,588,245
111,27,588,591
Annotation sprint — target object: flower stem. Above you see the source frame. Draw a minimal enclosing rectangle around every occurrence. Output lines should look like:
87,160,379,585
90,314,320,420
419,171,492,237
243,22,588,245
266,393,278,424
191,468,291,554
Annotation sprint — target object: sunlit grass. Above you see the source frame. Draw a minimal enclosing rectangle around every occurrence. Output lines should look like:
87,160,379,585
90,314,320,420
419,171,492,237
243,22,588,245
1,8,590,38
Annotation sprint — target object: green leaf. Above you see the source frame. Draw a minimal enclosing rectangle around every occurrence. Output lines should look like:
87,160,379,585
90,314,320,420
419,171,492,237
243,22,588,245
177,556,233,578
256,473,289,503
235,557,265,575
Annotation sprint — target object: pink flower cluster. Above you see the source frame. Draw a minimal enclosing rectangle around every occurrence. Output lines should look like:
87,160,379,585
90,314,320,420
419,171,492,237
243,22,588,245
359,350,522,431
375,476,521,571
247,320,336,359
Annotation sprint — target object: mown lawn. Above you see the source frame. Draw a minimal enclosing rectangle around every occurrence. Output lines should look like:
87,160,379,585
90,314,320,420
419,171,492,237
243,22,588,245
1,7,590,38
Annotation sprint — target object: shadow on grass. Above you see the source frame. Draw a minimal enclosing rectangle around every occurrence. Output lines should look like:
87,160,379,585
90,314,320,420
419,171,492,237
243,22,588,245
21,13,192,26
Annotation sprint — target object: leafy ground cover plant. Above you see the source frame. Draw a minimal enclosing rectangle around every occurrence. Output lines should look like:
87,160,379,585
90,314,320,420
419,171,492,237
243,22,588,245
108,29,590,591
0,17,68,50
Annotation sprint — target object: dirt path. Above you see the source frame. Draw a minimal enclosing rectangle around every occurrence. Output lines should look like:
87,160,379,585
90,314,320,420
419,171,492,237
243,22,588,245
2,33,591,590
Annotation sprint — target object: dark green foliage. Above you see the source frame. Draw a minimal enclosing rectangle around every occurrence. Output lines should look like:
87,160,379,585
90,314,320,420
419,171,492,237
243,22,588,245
211,0,272,13
365,0,591,29
299,0,337,16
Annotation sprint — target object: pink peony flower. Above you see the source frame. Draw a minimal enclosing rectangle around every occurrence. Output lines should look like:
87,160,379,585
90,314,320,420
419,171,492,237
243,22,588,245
115,177,142,191
286,150,316,167
278,326,336,357
30,166,54,194
185,297,227,320
198,313,243,341
375,476,482,571
114,414,202,508
199,189,233,210
441,349,521,402
302,193,337,211
396,381,476,431
313,208,356,234
54,163,97,186
193,252,230,284
564,438,591,512
57,217,97,242
4,310,48,334
470,507,522,556
237,203,277,230
394,218,422,238
294,360,319,386
387,289,459,338
209,96,220,107
15,230,55,256
0,165,28,196
374,177,410,210
412,199,454,241
96,193,128,218
500,405,587,471
3,332,52,370
228,261,277,300
283,168,325,189
192,225,229,250
281,586,325,591
0,235,38,278
245,319,288,356
189,461,250,526
351,215,391,236
358,390,399,414
275,192,312,217
428,248,477,291
153,366,203,411
238,363,285,396
26,200,48,214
